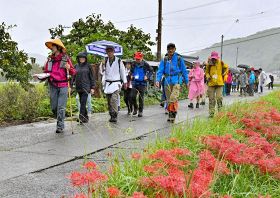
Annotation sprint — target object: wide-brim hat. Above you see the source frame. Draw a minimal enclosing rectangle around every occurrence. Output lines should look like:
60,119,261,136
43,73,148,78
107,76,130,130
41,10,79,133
45,38,66,51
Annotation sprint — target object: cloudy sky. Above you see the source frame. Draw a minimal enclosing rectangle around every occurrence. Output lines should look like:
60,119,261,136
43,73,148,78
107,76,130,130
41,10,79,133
1,0,280,57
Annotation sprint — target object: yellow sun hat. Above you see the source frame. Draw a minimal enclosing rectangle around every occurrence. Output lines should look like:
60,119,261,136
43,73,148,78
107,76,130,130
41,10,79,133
45,38,66,51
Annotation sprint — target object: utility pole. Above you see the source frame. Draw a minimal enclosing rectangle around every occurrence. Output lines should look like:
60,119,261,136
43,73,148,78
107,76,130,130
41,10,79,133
156,0,162,61
235,47,239,67
220,35,224,61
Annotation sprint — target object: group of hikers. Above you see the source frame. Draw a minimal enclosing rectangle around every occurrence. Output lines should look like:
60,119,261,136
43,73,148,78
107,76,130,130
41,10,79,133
224,67,273,97
41,38,271,134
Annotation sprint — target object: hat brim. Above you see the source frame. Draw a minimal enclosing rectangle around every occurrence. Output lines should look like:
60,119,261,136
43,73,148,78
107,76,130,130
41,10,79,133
210,56,219,60
45,41,66,51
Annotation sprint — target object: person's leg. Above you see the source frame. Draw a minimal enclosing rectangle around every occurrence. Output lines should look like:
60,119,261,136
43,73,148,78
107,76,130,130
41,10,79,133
79,92,88,123
110,90,120,122
271,82,273,89
49,84,59,118
106,94,113,121
56,87,68,131
75,94,80,113
138,86,146,117
168,84,180,122
87,94,92,114
228,83,232,95
164,84,173,121
124,89,131,114
196,96,200,108
216,86,223,112
208,86,215,117
260,85,263,93
131,87,138,115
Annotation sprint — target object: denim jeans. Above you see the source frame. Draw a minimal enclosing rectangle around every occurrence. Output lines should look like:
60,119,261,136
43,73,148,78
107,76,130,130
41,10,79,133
49,84,68,130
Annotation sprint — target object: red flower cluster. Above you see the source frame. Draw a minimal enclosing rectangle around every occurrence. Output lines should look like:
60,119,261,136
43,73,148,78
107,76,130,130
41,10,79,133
203,135,280,179
131,153,141,160
188,150,229,198
141,149,229,197
107,186,121,198
130,192,148,198
68,161,108,197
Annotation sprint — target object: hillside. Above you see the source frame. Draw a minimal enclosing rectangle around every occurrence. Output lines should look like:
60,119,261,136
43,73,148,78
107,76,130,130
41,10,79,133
190,27,280,72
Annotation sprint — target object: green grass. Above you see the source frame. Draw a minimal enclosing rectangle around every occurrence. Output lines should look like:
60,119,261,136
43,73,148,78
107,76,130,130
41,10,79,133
103,90,280,197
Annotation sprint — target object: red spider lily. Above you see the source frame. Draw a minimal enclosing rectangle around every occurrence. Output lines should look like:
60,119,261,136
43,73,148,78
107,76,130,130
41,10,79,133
247,136,276,157
83,161,97,170
236,129,261,137
85,170,108,184
169,137,179,144
257,157,280,179
144,162,165,174
72,193,88,198
140,174,187,196
107,186,121,198
68,171,87,187
170,148,192,157
131,153,141,160
130,192,148,198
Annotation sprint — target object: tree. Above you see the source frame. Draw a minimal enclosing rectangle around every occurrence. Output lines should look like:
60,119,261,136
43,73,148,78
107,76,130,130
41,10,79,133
49,14,156,62
0,22,32,88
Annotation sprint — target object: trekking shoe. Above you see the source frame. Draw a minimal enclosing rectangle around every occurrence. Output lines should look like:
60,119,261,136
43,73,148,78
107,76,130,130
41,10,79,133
133,110,138,116
167,112,172,122
56,128,64,133
196,103,199,109
138,112,143,117
200,101,206,105
188,103,194,109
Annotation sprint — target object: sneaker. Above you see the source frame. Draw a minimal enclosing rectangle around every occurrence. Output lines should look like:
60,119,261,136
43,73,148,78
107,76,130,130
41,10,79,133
56,128,64,133
138,112,143,117
200,101,206,105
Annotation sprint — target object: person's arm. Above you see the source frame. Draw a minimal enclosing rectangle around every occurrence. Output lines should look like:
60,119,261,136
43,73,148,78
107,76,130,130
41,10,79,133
222,61,229,77
193,68,204,82
88,65,95,89
145,61,153,80
67,58,76,76
205,63,210,80
119,60,127,84
180,58,189,85
156,60,164,83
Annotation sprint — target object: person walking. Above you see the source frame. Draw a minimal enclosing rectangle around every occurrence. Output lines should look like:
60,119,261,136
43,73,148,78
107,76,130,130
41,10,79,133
258,68,267,94
130,52,153,117
268,74,274,90
188,61,204,109
225,70,233,96
44,38,76,133
248,69,256,96
74,52,95,123
102,46,127,122
205,51,228,118
238,69,248,97
123,60,133,115
156,43,189,123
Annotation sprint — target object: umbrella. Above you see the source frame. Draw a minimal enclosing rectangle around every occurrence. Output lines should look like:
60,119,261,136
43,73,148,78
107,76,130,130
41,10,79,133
229,67,240,74
86,40,123,57
237,64,250,69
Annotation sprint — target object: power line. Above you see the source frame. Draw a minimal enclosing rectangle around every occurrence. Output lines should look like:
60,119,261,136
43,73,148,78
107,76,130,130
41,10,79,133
181,30,280,54
114,0,232,23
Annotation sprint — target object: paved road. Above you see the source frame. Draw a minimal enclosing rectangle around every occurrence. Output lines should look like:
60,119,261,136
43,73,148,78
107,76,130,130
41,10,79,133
0,90,274,198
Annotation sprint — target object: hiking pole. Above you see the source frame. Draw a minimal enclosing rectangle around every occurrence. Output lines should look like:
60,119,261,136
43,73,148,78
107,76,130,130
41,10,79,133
67,70,74,134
